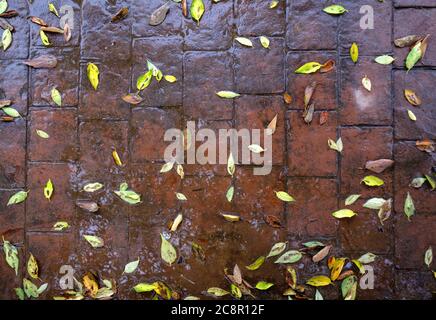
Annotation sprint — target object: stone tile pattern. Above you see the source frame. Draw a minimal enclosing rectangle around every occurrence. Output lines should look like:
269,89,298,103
0,0,435,300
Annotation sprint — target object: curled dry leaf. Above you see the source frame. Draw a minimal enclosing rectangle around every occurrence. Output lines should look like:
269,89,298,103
304,81,317,108
122,93,143,105
312,245,332,263
40,26,64,34
404,89,422,106
320,59,335,73
394,35,421,48
149,3,170,26
303,103,314,124
76,200,99,213
264,214,282,228
365,159,394,174
182,0,188,17
28,16,48,27
111,7,129,23
266,114,277,135
319,111,329,125
416,139,434,153
220,212,240,222
0,99,11,108
283,92,292,104
23,54,58,68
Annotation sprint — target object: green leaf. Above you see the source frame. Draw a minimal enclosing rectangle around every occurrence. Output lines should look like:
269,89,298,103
410,177,426,189
160,234,177,265
361,175,384,187
51,88,62,106
260,36,270,49
216,91,240,99
235,37,253,47
363,198,386,210
114,183,141,204
255,281,274,290
406,41,422,71
87,63,99,90
2,106,20,118
190,0,205,25
226,185,234,202
3,238,19,275
2,28,12,51
425,174,436,190
48,3,60,17
295,62,322,74
136,69,153,91
83,182,103,192
44,179,53,200
245,256,265,271
315,289,323,300
328,137,343,153
83,235,104,248
230,284,242,299
53,221,69,231
375,55,395,65
275,191,295,202
306,275,331,287
302,241,324,249
133,283,156,293
23,278,39,298
0,0,8,15
341,276,357,300
37,283,48,295
7,191,28,206
323,5,347,15
36,129,49,139
404,192,415,221
345,194,360,206
27,253,39,279
39,30,50,46
332,209,357,219
124,259,140,274
15,288,25,300
266,242,287,258
207,287,230,297
274,250,302,264
358,252,377,264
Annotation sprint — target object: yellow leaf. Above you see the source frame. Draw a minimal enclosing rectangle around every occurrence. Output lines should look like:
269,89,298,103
306,275,332,287
332,209,356,219
407,109,417,121
27,254,39,279
245,256,265,271
87,63,100,90
331,258,346,281
83,273,99,298
295,62,322,74
235,37,253,47
112,149,122,166
44,179,53,200
164,75,177,83
362,75,371,91
39,30,50,46
350,43,359,63
275,191,295,202
260,36,270,49
361,175,384,187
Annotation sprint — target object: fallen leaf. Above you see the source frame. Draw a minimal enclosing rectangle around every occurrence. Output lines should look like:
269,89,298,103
304,81,317,108
264,215,282,228
358,252,377,264
226,185,234,202
283,92,292,104
416,139,434,153
394,35,421,48
332,209,356,219
266,114,277,135
48,3,60,17
323,5,347,15
375,55,395,65
341,276,357,300
303,103,315,124
410,177,426,188
363,198,386,210
27,254,39,279
161,234,177,265
303,241,325,249
331,258,346,281
328,137,343,153
36,129,49,139
306,275,331,287
319,111,329,125
295,62,322,74
1,26,11,50
275,191,295,202
64,23,71,42
170,213,183,232
160,161,175,173
207,287,229,297
44,179,53,200
425,247,433,268
350,42,359,63
274,250,302,264
245,256,265,271
84,235,104,248
365,159,394,173
260,36,270,49
404,89,422,106
362,76,371,91
23,55,57,68
255,281,274,290
345,194,360,206
83,182,103,192
112,149,122,166
248,144,265,153
164,75,177,83
7,190,28,206
190,0,205,25
76,200,99,213
235,37,253,47
1,106,20,118
312,245,332,263
83,272,99,298
39,29,50,46
404,192,415,221
122,93,143,105
51,88,61,106
406,40,423,71
3,238,19,275
361,175,384,187
220,212,240,222
87,63,99,90
149,3,170,26
111,7,129,23
114,183,141,205
137,69,153,90
53,221,69,231
407,109,417,121
28,16,48,27
320,59,335,73
227,153,235,176
216,91,240,99
124,259,140,274
175,192,187,201
266,242,287,258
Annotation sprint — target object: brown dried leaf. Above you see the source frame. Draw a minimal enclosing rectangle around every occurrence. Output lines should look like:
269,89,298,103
320,59,335,73
23,55,58,69
319,111,329,125
233,264,242,285
365,159,394,174
394,35,421,48
40,26,64,34
111,7,129,23
122,93,143,105
1,116,14,122
149,3,169,26
421,35,430,60
304,81,317,108
285,266,297,289
283,92,292,104
303,103,315,124
416,139,435,153
378,198,392,225
264,215,282,228
0,10,18,18
0,18,14,31
404,89,422,106
182,0,188,17
312,245,332,263
28,16,48,27
266,114,278,135
337,270,355,281
0,99,11,108
76,200,99,213
64,23,71,42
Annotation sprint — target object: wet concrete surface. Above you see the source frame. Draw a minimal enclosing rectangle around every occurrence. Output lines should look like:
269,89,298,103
0,0,436,300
